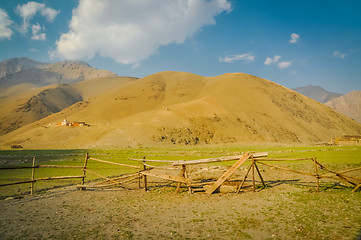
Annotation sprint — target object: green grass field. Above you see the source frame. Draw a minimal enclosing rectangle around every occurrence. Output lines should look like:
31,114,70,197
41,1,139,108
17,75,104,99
0,145,360,198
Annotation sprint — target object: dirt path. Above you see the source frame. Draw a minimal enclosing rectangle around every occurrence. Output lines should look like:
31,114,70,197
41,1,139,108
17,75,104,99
1,180,360,240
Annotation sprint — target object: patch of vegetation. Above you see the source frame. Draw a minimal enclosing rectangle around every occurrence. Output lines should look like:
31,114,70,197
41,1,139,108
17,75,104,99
0,145,360,198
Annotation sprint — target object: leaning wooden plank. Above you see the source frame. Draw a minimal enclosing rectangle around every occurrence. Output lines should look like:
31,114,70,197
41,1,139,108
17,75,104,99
141,171,191,184
205,153,251,195
352,183,361,192
89,157,141,169
174,152,265,166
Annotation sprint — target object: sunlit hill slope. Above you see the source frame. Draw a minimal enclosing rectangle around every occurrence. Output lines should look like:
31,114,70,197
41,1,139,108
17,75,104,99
1,71,360,149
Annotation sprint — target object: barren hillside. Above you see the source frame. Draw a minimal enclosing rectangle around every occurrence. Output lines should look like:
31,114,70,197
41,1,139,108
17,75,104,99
325,91,361,123
1,71,360,149
0,77,135,135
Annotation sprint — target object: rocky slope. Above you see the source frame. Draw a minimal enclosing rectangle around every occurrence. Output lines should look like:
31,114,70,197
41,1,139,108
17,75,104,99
325,91,361,123
0,58,117,87
0,57,43,78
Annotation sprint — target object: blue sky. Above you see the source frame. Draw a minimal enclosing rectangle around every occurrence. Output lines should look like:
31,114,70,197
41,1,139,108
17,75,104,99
0,0,360,94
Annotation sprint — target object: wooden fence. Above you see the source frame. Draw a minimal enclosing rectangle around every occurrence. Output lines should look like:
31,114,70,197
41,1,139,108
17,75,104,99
1,152,360,196
0,153,146,195
0,155,85,195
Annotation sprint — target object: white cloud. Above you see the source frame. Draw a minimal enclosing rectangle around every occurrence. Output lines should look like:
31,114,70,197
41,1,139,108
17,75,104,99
278,61,292,69
16,1,59,34
219,53,256,63
52,0,232,65
289,33,300,43
333,50,346,59
31,23,46,41
264,55,292,69
264,55,281,65
0,9,13,40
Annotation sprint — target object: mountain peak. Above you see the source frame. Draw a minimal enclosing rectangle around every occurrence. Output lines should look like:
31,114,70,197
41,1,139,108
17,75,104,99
293,85,342,103
0,57,43,78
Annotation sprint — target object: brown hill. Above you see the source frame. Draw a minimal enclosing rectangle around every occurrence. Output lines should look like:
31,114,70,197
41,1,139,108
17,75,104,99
1,72,360,149
0,77,136,135
325,91,361,123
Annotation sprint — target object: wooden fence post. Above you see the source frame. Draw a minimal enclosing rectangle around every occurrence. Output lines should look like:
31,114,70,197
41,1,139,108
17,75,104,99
254,162,266,188
313,157,320,192
236,163,252,194
80,153,89,190
30,156,36,195
143,157,147,191
252,156,256,192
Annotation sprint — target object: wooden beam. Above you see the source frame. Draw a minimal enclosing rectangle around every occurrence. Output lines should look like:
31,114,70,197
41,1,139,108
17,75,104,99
173,152,266,166
254,158,313,161
81,153,88,187
0,180,35,187
141,171,191,184
39,165,83,168
0,166,39,170
206,153,251,194
352,183,361,192
257,161,316,177
315,161,357,186
31,156,36,195
129,158,175,163
76,176,139,189
236,163,253,194
89,157,141,169
313,157,320,192
35,175,85,181
84,169,117,183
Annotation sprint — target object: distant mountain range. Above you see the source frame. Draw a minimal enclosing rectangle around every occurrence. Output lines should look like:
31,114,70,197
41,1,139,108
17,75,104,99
292,85,342,103
292,85,361,124
0,57,117,87
0,57,43,78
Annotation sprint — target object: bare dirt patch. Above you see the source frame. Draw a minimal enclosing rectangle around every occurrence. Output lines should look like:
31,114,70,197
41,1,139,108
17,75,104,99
1,174,360,240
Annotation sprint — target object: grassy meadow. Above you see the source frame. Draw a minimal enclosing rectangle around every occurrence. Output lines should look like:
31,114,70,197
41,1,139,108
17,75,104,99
0,145,360,198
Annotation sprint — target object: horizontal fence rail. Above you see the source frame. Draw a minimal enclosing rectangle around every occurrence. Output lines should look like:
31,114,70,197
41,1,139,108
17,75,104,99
1,152,360,197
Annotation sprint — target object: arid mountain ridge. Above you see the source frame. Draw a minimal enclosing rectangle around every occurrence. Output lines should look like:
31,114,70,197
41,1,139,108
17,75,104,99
0,57,360,149
292,85,342,103
292,85,361,123
0,57,117,87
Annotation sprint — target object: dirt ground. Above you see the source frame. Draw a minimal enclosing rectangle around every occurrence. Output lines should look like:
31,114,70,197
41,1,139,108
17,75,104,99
1,166,361,240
